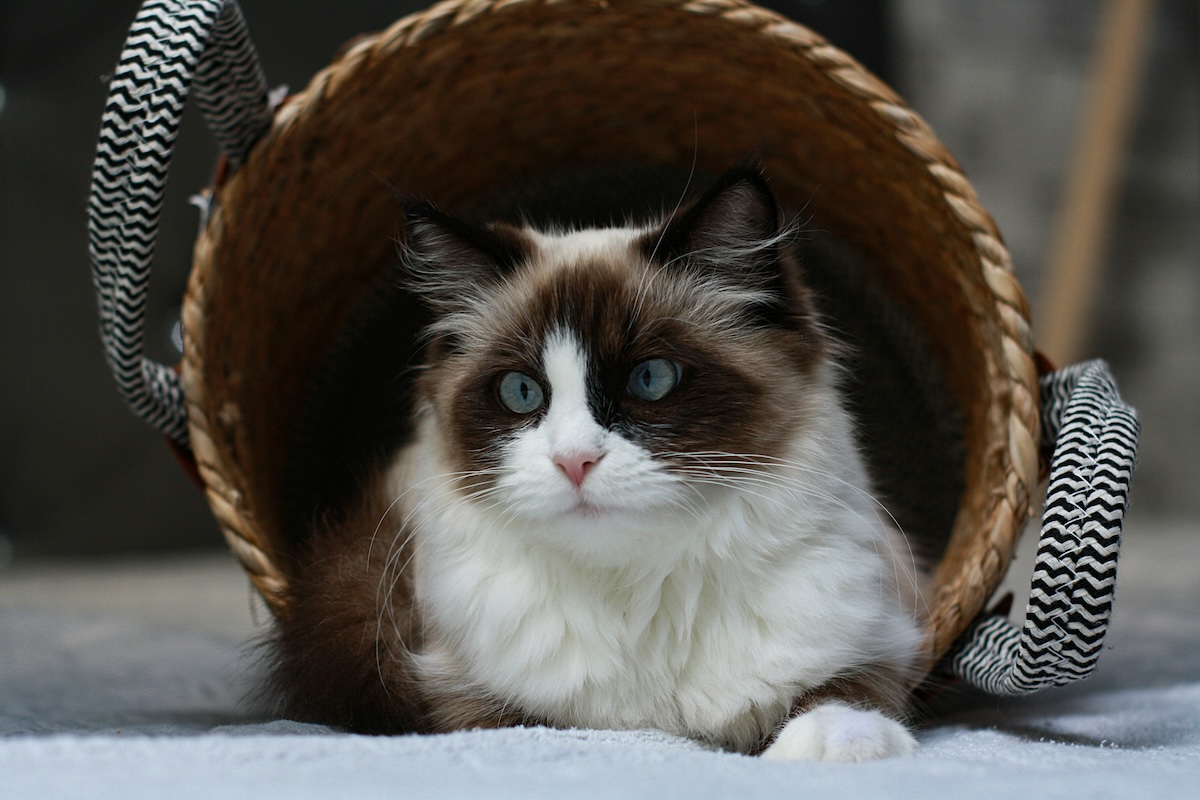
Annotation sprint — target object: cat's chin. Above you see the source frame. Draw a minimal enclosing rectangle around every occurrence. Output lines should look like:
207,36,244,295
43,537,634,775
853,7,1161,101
553,491,686,530
561,498,608,519
530,495,648,525
501,475,678,521
479,488,674,561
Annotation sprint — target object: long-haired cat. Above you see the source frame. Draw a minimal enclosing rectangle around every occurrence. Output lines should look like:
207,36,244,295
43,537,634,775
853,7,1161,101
271,166,929,761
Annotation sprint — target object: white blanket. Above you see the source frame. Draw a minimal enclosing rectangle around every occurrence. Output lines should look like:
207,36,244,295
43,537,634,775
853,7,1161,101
3,519,1198,799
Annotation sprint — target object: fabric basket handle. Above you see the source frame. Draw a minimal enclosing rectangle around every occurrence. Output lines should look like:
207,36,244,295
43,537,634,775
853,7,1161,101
88,0,271,446
949,359,1140,694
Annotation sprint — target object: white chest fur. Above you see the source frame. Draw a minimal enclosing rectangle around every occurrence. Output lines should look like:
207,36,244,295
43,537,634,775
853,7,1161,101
399,433,920,751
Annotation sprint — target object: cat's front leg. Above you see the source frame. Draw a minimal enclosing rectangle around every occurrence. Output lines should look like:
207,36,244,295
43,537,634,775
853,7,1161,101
760,701,916,762
760,668,917,762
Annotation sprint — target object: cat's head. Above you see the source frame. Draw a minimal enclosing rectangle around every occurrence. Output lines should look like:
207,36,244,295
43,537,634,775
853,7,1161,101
400,167,837,560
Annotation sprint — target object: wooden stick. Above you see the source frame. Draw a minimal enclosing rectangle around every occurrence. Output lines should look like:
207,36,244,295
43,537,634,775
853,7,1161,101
1037,0,1156,364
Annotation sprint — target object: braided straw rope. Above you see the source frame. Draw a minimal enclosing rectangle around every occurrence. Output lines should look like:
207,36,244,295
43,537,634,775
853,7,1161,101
180,0,1039,673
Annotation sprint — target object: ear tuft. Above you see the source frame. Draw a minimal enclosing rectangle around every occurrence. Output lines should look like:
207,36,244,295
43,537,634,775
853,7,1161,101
644,164,792,320
397,200,528,313
656,166,781,260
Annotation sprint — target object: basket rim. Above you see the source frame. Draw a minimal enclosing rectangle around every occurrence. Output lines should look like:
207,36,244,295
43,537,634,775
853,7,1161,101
180,0,1040,677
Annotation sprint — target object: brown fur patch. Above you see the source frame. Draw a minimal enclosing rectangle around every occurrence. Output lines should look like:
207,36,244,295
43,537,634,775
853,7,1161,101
268,474,431,733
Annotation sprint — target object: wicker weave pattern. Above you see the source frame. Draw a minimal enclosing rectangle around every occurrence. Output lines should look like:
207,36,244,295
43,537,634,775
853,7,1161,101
173,0,1037,674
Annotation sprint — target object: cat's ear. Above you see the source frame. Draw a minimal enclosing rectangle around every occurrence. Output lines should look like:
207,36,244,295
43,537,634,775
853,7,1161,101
398,199,528,313
646,165,786,283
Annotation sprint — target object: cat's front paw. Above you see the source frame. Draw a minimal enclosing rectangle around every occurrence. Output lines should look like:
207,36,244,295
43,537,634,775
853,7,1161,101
760,702,916,762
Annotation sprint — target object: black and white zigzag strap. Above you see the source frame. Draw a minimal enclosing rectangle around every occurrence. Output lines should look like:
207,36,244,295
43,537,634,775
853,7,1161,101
88,0,270,445
949,359,1141,694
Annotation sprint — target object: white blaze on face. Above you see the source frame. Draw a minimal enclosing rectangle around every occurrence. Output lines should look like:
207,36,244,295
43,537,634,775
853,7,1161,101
540,332,606,489
495,329,680,529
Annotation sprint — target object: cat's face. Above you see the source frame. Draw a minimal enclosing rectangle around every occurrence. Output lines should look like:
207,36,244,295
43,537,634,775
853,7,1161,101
403,169,831,559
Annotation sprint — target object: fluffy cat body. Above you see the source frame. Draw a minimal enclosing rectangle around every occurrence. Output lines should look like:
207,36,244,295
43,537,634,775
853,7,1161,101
273,169,928,760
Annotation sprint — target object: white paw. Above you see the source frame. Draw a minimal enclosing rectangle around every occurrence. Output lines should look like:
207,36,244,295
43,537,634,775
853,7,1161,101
761,703,917,762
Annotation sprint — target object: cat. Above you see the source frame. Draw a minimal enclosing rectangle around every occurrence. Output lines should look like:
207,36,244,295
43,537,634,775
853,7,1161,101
270,165,930,761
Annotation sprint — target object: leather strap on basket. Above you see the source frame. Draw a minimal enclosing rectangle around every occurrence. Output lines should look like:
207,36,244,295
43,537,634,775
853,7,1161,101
948,360,1140,694
88,0,271,445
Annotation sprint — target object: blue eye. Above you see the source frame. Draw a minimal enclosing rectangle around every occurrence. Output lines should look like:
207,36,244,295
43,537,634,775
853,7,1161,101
498,371,545,414
627,358,681,401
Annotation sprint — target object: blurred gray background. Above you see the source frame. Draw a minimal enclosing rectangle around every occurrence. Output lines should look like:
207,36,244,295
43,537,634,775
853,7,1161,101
0,0,1196,561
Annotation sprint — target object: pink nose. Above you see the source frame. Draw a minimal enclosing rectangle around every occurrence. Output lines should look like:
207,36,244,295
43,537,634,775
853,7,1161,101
553,451,603,488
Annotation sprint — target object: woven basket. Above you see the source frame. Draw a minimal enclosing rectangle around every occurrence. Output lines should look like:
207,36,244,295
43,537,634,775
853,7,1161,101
185,0,1037,668
91,0,1138,696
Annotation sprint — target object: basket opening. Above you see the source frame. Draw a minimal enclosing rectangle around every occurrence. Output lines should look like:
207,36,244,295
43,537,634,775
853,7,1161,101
186,0,1020,662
